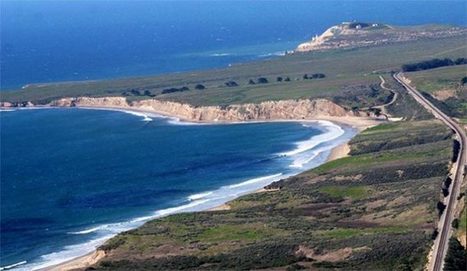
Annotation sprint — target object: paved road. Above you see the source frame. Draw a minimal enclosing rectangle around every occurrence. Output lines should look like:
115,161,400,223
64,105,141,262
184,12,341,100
361,76,398,117
394,72,467,271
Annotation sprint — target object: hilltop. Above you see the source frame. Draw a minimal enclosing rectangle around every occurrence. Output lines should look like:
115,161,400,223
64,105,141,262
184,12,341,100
295,22,466,52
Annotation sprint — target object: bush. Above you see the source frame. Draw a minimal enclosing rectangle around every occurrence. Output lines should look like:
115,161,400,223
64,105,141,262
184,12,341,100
451,218,459,229
461,77,467,85
194,84,205,90
225,81,238,87
277,77,283,82
130,89,141,96
161,86,190,94
437,201,446,217
257,77,268,84
444,237,467,270
284,77,291,82
444,177,452,189
442,188,449,197
311,73,326,79
454,57,467,65
401,58,462,72
452,140,460,163
248,79,256,85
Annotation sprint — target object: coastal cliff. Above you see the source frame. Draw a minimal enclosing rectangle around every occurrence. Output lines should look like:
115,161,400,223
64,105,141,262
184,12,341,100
295,22,466,52
49,97,352,122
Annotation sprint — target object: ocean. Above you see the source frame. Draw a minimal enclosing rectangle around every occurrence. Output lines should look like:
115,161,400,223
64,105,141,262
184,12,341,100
1,0,466,269
0,108,355,269
1,1,466,90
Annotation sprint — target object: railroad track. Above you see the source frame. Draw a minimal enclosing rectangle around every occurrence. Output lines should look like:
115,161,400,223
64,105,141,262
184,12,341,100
394,72,466,271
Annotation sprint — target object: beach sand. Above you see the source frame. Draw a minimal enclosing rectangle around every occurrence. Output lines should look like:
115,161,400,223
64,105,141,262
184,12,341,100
35,107,381,271
41,250,105,271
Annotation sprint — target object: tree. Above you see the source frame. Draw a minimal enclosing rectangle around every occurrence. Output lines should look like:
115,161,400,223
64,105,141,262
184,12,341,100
284,77,291,82
194,84,205,90
437,201,446,217
143,90,152,96
225,81,238,87
444,237,467,270
277,77,283,82
257,77,268,84
248,79,256,85
451,218,459,229
303,74,309,80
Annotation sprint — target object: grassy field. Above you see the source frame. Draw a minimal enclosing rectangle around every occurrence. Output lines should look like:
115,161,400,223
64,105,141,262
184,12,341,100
406,65,466,94
92,120,453,270
2,34,465,108
405,65,467,119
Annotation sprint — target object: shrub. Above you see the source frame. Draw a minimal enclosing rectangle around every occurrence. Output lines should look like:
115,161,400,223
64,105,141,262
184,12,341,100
401,58,461,72
284,77,291,82
311,73,326,79
454,57,467,65
130,89,141,96
225,81,238,87
461,77,467,85
442,188,449,197
248,79,256,85
194,84,205,90
451,218,459,229
277,77,283,82
452,140,460,163
257,77,268,84
444,237,467,270
437,201,446,217
303,74,308,80
161,87,190,94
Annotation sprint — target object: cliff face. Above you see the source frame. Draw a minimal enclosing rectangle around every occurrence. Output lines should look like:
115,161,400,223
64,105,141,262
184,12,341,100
50,97,351,122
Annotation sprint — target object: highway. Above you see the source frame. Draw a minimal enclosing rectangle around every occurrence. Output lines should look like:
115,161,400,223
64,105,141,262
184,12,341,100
394,72,467,271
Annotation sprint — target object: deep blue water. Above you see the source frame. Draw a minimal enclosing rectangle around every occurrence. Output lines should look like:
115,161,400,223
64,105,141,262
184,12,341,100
0,108,354,269
1,1,466,269
1,1,466,89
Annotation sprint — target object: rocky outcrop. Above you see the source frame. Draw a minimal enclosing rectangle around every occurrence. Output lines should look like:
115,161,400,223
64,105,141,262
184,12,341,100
49,97,351,122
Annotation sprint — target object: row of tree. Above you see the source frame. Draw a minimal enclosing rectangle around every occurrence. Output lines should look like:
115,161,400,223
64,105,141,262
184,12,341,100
401,57,467,72
161,84,206,94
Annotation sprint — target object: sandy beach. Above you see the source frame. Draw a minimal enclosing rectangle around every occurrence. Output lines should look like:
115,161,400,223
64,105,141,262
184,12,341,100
25,105,381,271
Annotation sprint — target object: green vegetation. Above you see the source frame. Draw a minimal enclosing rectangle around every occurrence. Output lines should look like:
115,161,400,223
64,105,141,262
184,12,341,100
444,237,467,270
319,185,370,200
402,57,466,72
91,120,453,270
406,65,467,119
1,33,465,108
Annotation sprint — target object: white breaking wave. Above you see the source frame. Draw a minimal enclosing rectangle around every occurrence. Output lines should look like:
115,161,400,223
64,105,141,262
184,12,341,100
209,53,231,57
115,110,152,121
188,191,214,201
0,261,27,270
281,121,344,157
228,173,283,188
11,117,354,271
258,51,286,57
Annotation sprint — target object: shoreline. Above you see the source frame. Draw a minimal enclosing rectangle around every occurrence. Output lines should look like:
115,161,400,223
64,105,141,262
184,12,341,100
5,105,380,271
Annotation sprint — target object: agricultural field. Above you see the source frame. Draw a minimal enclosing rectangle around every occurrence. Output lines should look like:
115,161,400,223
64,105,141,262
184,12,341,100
92,120,454,270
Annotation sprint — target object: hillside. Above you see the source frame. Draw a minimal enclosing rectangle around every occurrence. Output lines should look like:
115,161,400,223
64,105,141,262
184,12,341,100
1,25,466,115
87,119,454,270
2,23,466,270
